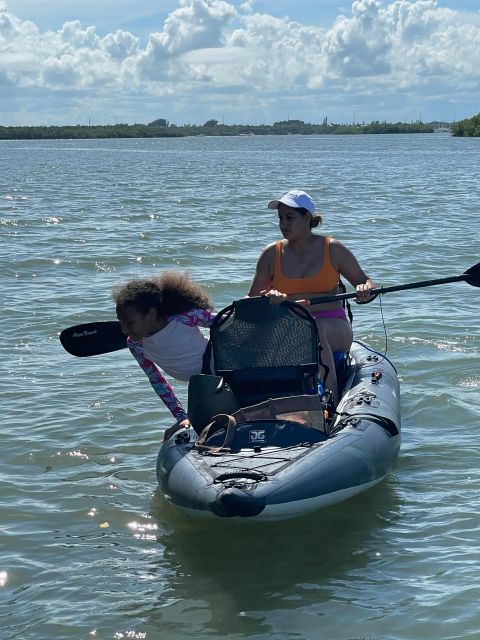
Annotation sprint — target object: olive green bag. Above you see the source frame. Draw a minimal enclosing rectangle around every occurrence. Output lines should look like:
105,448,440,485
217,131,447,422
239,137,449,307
187,374,240,434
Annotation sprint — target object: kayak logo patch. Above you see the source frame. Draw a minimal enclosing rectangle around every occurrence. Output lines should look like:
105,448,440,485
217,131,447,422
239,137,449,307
249,430,266,444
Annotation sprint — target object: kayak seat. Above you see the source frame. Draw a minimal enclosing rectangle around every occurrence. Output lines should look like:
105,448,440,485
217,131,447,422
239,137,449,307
210,297,320,407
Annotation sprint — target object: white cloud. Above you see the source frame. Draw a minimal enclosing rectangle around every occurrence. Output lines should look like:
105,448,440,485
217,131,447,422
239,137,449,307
0,0,479,124
159,0,237,54
102,30,139,60
239,0,254,11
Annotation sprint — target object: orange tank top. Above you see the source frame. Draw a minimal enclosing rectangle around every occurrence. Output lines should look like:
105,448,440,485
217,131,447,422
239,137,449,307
271,237,339,295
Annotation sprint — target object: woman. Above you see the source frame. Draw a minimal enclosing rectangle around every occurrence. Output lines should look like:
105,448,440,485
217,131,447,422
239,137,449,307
113,271,214,437
248,189,375,404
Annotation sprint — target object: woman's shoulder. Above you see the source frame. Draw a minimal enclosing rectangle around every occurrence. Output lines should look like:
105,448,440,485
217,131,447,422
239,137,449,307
309,233,330,251
258,240,281,260
264,239,282,251
328,236,359,265
327,236,347,251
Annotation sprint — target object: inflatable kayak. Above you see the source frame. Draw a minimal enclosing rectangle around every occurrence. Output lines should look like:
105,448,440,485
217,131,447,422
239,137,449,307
156,298,401,521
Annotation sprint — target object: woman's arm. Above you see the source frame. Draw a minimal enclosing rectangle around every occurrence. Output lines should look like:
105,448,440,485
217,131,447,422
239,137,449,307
247,244,276,296
127,339,188,422
331,239,376,300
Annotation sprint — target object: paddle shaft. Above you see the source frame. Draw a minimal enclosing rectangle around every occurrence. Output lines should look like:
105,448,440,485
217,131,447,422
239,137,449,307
309,273,469,305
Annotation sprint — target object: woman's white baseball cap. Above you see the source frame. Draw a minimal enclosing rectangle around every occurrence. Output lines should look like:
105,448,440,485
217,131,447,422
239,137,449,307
268,190,315,215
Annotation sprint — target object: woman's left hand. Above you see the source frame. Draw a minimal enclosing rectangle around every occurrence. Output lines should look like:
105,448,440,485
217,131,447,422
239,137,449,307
355,281,375,302
261,289,287,305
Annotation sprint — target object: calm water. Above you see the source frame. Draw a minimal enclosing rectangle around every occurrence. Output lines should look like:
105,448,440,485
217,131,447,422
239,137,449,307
1,134,479,640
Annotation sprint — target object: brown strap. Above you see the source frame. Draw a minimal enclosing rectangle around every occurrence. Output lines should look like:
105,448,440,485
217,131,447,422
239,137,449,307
194,414,237,454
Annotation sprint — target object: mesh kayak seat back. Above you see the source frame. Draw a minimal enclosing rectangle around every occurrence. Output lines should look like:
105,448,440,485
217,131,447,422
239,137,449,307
210,297,320,407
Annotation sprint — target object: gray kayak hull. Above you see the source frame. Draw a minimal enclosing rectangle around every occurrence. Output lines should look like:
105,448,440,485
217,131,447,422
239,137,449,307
156,341,401,521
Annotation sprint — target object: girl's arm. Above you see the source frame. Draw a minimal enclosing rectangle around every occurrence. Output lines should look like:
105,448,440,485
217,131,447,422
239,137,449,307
170,308,216,328
127,339,188,423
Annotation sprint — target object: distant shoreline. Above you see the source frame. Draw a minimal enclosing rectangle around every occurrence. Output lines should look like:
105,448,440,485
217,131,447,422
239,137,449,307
0,119,443,140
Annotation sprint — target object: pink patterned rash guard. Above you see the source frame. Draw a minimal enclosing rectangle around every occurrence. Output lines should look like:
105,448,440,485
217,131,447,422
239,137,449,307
127,308,214,422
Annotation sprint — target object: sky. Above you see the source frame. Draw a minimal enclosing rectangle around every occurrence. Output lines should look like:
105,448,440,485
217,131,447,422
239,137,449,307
1,0,480,127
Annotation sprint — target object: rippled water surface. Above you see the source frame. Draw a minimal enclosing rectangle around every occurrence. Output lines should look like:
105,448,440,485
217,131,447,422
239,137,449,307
1,134,480,639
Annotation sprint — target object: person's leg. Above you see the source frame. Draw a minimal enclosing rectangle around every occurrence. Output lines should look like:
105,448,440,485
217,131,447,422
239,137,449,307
315,317,352,405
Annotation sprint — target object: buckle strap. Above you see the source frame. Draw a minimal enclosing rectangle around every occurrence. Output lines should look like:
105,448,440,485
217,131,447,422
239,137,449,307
194,414,237,454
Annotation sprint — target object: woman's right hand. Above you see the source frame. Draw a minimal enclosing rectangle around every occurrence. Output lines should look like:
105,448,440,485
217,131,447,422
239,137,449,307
261,289,287,305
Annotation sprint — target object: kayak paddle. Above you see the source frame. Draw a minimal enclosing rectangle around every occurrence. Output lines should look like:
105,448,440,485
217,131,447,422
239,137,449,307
59,262,480,357
59,321,127,357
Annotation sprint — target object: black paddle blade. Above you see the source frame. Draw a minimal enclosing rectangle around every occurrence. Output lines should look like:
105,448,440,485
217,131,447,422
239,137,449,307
60,321,127,357
463,262,480,287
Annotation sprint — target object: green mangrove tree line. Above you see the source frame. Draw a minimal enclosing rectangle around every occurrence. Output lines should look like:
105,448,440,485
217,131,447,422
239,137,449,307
0,119,435,140
452,113,480,137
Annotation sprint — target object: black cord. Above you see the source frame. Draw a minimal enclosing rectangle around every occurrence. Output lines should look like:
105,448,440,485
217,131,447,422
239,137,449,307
348,294,398,375
378,293,388,358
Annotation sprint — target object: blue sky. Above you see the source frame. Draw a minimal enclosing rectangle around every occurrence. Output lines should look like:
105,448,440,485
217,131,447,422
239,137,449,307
1,0,480,126
4,1,353,34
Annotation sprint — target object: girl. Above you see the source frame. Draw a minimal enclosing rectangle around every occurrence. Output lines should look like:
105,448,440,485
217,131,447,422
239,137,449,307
113,271,214,432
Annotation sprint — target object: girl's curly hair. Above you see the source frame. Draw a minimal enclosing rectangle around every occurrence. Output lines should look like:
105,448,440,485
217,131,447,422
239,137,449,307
113,271,213,317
